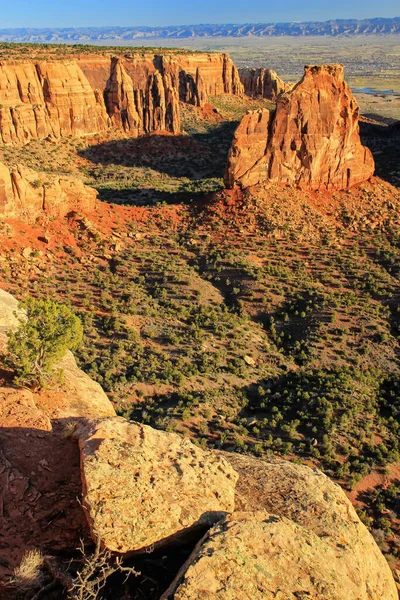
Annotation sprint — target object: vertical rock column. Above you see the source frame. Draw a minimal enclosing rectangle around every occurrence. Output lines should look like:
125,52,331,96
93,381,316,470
225,64,375,191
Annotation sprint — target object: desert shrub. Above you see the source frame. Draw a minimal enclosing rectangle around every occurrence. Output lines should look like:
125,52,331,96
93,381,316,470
12,549,44,590
6,296,83,387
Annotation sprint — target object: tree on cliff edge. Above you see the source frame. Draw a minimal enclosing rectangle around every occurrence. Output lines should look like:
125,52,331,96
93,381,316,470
6,296,83,387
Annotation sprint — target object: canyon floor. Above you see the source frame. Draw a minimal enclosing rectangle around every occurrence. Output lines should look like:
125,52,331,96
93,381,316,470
0,67,399,589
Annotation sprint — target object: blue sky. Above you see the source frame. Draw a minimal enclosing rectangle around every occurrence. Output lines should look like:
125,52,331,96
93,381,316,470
0,0,398,28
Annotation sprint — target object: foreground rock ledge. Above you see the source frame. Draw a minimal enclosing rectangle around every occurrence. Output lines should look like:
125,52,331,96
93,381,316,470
74,418,238,552
225,64,375,191
168,510,397,600
221,453,398,600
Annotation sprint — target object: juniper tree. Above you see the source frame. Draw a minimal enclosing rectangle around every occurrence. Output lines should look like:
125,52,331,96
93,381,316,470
6,296,83,387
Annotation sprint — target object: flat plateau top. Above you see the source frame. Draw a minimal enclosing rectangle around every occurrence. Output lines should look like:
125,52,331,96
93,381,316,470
0,43,207,61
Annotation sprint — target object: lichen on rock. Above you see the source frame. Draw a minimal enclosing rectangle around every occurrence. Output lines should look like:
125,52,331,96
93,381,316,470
74,417,238,553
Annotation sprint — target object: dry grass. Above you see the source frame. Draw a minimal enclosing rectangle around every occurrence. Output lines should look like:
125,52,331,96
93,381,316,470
62,419,79,439
12,549,44,589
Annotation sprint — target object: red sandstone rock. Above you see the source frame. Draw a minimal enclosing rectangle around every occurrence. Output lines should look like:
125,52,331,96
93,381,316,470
225,64,375,191
239,67,291,101
0,53,243,144
0,162,97,221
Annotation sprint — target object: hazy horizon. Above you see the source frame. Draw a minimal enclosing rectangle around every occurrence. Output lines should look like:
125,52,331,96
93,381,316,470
1,0,399,29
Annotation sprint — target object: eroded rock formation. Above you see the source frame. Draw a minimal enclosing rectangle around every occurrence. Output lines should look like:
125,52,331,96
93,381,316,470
0,161,97,221
225,64,375,191
169,510,397,600
0,53,243,143
74,417,238,552
239,67,291,100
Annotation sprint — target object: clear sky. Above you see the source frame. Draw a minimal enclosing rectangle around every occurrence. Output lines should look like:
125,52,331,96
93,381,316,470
0,0,398,29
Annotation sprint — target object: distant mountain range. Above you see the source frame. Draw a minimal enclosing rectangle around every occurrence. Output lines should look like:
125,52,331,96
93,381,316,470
0,18,399,43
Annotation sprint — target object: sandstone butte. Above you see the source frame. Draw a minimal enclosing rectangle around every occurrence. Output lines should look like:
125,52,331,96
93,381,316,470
0,290,397,599
0,53,243,144
225,64,375,191
239,67,292,101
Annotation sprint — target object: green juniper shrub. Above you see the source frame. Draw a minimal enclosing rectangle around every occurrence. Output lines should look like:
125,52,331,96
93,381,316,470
5,296,83,388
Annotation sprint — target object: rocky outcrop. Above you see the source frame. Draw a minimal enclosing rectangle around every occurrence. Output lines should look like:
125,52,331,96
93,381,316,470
225,64,375,191
168,511,397,600
239,67,291,100
163,454,397,599
222,453,397,599
0,52,243,144
0,288,22,335
74,417,238,553
0,290,115,579
0,161,97,221
0,288,396,597
73,416,397,598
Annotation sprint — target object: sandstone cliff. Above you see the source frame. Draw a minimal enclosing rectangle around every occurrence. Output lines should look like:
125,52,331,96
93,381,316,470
239,67,291,101
0,53,243,144
225,64,375,191
0,161,97,221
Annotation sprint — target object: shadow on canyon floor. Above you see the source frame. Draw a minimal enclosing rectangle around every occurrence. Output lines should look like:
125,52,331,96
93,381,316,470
360,119,400,188
78,118,399,208
79,123,237,206
79,123,237,178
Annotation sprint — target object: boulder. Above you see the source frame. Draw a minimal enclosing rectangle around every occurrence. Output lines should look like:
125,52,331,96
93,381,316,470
74,418,238,553
164,454,397,599
169,510,397,600
225,64,375,191
176,452,397,600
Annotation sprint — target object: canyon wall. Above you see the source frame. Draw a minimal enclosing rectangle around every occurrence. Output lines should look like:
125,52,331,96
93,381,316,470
225,64,375,191
0,52,243,144
239,67,291,101
0,161,97,220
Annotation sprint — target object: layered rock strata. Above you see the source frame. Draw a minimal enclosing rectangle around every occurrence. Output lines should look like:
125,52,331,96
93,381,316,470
225,64,375,191
239,67,291,100
0,161,97,221
0,53,243,143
